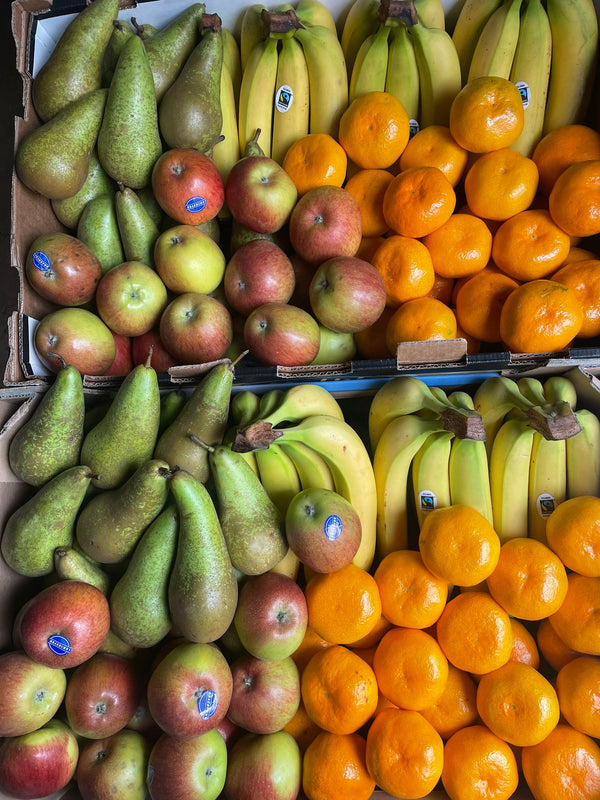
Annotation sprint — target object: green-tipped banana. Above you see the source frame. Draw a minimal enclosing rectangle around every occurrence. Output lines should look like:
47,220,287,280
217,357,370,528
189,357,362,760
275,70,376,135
238,36,278,157
409,22,462,128
341,0,381,78
260,383,345,428
413,0,445,29
255,443,302,518
349,24,390,102
468,0,523,81
279,440,336,492
528,432,567,544
449,437,494,525
489,417,535,541
240,3,268,69
385,23,420,125
543,375,578,410
452,0,503,83
212,56,240,182
566,409,600,498
295,0,338,34
473,376,537,457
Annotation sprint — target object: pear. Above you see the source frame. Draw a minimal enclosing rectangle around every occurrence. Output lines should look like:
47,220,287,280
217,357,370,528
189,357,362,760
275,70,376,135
159,389,188,433
53,546,112,596
80,354,161,490
77,194,125,273
158,13,224,151
51,149,115,230
75,459,172,564
32,0,119,121
208,444,288,575
16,88,108,200
102,19,135,87
1,466,94,577
97,35,163,189
114,184,160,267
168,469,238,643
8,356,85,486
109,504,178,648
137,185,165,229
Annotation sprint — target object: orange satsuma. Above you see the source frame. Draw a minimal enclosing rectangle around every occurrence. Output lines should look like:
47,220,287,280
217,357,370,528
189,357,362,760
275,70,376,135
552,259,600,338
398,124,469,186
338,91,410,170
548,159,600,238
463,148,539,221
556,656,600,739
419,663,479,740
383,165,456,238
454,266,519,343
532,123,600,195
282,133,347,196
536,617,583,673
422,212,492,279
449,76,525,153
492,208,571,281
508,618,540,670
549,572,600,656
386,296,458,353
302,731,375,800
545,495,600,577
371,234,435,306
343,168,393,237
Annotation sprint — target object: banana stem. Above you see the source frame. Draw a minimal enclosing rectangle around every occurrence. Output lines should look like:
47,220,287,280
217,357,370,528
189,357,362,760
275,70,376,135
525,404,582,440
266,8,303,35
232,420,282,452
379,0,418,25
440,407,486,440
200,12,222,34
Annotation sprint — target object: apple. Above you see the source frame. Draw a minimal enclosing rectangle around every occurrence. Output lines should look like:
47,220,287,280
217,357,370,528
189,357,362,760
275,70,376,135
159,292,233,365
76,729,151,800
131,327,178,372
289,253,316,311
225,155,298,234
65,652,140,739
18,580,111,670
229,220,284,254
223,239,296,316
311,324,357,365
103,331,133,376
34,307,116,376
223,731,302,800
146,641,233,740
243,302,320,366
152,147,225,226
0,650,66,737
233,572,308,661
288,185,363,265
0,718,78,800
309,255,387,334
94,260,168,337
25,232,102,306
127,698,163,742
146,729,227,800
227,654,301,735
216,715,244,750
285,487,362,573
154,224,226,295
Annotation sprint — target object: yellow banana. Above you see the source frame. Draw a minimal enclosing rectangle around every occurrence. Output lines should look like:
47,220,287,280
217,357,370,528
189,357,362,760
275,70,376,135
222,27,242,105
271,35,310,164
349,24,390,102
449,436,494,524
341,0,381,78
412,429,453,529
509,0,552,158
240,3,268,70
528,432,567,544
489,417,535,541
278,440,336,492
409,21,462,128
212,60,240,183
517,376,549,407
543,0,599,133
261,382,345,427
295,0,338,35
543,375,578,410
566,409,600,499
238,36,279,157
294,23,349,137
385,23,420,127
413,0,445,29
473,376,537,457
447,390,476,411
468,0,523,81
451,0,503,83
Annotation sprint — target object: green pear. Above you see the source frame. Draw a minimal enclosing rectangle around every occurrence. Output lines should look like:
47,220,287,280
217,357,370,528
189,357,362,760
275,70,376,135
51,149,115,230
137,185,165,228
53,546,112,595
158,14,224,151
168,469,238,643
1,466,94,577
159,389,188,433
114,184,160,267
32,0,119,121
77,194,125,273
8,357,85,486
16,88,108,200
97,35,163,189
101,18,135,87
109,504,178,648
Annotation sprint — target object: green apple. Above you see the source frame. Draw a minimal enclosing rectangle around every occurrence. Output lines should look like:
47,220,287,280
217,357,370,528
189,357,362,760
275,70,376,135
154,224,226,294
311,324,357,365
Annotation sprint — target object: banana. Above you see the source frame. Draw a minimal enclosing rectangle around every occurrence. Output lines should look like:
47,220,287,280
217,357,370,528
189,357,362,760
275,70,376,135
413,0,445,29
412,429,453,529
528,432,567,544
447,390,476,411
468,0,523,81
374,414,447,556
294,23,349,137
238,36,279,158
349,24,390,102
409,22,462,128
449,436,494,524
295,0,338,35
240,3,268,70
255,442,302,517
473,376,537,457
543,0,599,133
257,388,286,420
451,0,503,83
271,35,310,165
385,23,420,126
509,0,552,157
566,408,600,499
212,60,240,183
543,375,578,410
222,27,243,105
517,377,549,407
230,390,262,427
489,417,535,542
278,440,336,491
261,383,345,427
341,0,381,78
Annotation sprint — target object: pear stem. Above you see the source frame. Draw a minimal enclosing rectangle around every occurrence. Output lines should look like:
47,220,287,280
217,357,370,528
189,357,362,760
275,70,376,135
189,434,214,452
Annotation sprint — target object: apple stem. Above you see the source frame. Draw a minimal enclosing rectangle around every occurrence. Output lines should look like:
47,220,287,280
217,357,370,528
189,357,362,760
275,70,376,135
45,351,67,370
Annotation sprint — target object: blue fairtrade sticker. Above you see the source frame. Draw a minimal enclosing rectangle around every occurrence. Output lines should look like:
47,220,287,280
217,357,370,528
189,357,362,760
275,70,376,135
185,196,207,214
47,634,72,656
32,251,52,272
197,689,218,719
324,514,343,542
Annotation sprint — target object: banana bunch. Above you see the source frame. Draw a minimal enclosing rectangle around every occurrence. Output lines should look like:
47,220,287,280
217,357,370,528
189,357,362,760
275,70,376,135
237,0,348,161
230,382,378,575
454,0,599,156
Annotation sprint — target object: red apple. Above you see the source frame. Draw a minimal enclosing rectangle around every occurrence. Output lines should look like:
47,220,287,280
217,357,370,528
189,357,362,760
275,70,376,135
159,292,233,365
127,698,163,742
309,255,387,333
223,239,296,316
25,232,102,306
0,718,78,800
103,331,133,376
288,185,362,265
151,147,225,225
18,580,111,669
216,715,244,750
233,573,308,661
131,327,178,372
0,651,66,737
65,652,140,739
223,731,302,800
225,155,298,234
227,654,301,735
154,224,226,295
289,252,316,311
95,260,168,337
147,729,227,800
146,641,233,740
76,729,151,800
34,307,116,376
243,302,320,366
